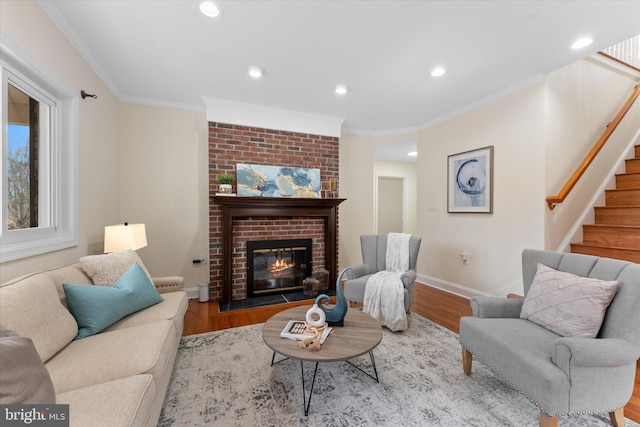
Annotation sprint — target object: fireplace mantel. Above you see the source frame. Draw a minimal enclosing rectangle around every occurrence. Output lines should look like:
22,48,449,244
211,196,346,304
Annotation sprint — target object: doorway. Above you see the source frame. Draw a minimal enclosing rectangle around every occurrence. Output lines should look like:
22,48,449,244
377,176,405,234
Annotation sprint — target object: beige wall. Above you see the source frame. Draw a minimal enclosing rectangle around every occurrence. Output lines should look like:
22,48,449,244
341,85,547,296
338,133,375,269
544,60,640,250
117,103,209,286
1,1,120,282
416,84,547,296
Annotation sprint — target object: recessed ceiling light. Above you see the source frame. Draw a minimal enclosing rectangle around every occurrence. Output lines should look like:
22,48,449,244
431,67,446,77
571,37,593,50
248,65,264,79
407,151,418,157
199,1,221,18
334,84,348,95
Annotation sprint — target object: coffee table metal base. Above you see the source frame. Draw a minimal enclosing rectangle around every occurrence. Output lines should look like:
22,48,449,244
270,350,379,416
263,306,382,416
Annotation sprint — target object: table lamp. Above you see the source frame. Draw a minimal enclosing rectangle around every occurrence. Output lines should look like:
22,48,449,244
104,223,147,253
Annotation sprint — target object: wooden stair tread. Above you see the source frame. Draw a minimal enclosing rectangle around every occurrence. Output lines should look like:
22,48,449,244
582,223,640,250
595,205,640,209
595,206,640,225
571,244,640,263
583,223,640,229
605,188,640,193
573,242,640,250
605,188,640,206
615,173,640,189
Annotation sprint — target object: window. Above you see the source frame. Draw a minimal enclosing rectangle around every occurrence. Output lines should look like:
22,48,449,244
8,82,45,231
1,40,78,262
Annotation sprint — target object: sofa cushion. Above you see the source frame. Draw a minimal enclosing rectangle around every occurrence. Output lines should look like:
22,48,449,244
80,249,152,286
45,319,176,394
56,375,156,427
0,328,56,404
0,274,78,362
43,263,93,304
104,291,187,335
64,263,164,339
520,263,618,338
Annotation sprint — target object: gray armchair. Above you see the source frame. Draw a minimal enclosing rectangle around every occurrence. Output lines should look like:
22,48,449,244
343,234,421,312
459,249,640,427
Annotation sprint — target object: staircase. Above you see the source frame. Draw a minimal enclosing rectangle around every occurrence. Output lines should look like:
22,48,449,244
571,144,640,263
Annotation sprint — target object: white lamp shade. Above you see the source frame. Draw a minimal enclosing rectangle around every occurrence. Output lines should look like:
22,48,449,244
104,223,147,253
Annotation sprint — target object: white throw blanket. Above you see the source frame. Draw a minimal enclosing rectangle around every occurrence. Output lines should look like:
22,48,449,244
363,233,412,331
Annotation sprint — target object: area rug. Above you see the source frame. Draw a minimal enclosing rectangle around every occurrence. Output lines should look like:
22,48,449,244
159,314,638,426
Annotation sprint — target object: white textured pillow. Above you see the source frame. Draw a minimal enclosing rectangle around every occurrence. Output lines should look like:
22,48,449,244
80,249,152,286
520,263,618,338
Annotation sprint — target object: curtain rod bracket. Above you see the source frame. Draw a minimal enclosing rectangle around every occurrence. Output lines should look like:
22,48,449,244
81,90,97,99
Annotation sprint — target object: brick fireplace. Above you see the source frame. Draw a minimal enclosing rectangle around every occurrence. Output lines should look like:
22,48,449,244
208,122,340,303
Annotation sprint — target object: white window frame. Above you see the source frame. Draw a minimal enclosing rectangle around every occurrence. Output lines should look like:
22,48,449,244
1,39,78,262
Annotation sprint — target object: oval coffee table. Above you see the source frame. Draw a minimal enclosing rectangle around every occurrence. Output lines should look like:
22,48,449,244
262,305,382,415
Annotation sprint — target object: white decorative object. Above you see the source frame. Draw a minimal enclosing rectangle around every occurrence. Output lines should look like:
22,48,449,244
305,304,326,327
199,283,209,302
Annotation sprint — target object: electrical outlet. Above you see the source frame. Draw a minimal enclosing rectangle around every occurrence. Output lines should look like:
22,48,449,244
192,255,207,264
460,252,469,265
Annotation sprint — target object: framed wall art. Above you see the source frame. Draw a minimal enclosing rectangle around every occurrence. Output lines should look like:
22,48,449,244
236,163,321,198
447,146,493,213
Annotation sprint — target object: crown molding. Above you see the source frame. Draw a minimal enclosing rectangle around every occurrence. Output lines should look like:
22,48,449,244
203,97,345,137
342,74,545,136
418,74,545,131
0,34,74,99
120,95,205,113
342,125,419,137
36,0,123,100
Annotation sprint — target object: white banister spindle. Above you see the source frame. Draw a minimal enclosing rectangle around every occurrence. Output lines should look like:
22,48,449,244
602,35,640,68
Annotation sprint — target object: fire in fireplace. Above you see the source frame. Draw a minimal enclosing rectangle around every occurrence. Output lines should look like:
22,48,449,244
246,239,312,298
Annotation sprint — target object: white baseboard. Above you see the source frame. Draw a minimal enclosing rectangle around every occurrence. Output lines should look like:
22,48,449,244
494,279,524,298
415,274,492,299
416,274,524,299
184,286,200,299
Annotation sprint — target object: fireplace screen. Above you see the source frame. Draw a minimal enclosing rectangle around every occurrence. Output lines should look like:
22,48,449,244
246,239,312,298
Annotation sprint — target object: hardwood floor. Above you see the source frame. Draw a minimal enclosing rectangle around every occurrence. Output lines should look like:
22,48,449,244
182,283,640,423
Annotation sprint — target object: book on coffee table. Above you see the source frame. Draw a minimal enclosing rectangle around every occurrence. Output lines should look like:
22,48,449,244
280,320,332,344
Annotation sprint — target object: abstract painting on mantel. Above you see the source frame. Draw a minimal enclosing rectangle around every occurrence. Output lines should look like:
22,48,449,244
447,146,493,213
236,164,321,198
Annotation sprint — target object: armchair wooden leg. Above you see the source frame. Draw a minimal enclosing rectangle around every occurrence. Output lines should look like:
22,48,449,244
462,347,472,375
539,411,558,427
609,408,624,427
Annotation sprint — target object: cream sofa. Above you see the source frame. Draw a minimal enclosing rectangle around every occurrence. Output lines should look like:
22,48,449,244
0,258,188,427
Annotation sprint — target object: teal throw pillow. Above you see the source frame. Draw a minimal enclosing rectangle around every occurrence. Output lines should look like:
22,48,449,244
63,262,164,339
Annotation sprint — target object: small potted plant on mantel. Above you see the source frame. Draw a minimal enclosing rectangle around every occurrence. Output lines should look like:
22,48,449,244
217,174,235,195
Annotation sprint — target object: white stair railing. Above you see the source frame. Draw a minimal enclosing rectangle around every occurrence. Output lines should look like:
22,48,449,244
602,34,640,69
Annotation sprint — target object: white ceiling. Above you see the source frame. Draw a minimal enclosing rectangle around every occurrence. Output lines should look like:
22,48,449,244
38,0,640,140
374,140,417,163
